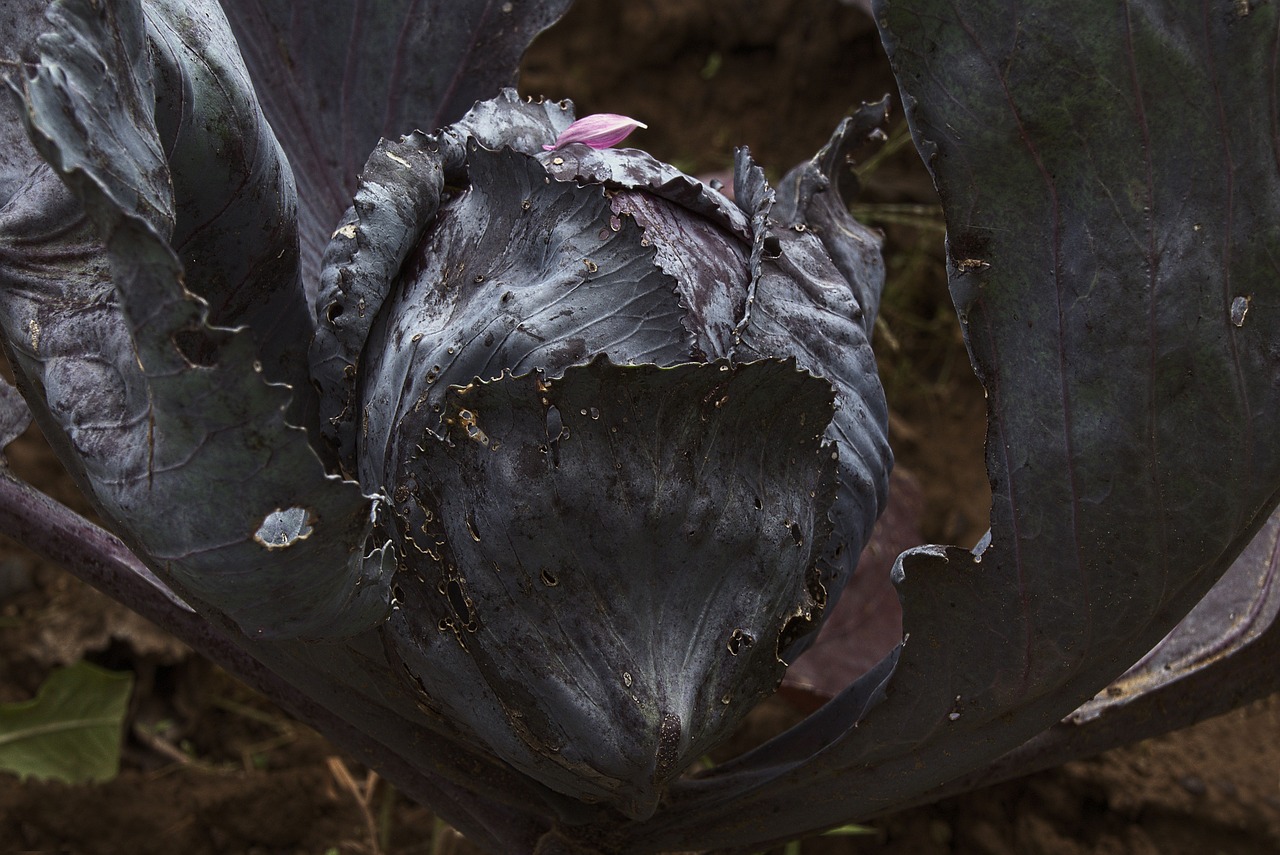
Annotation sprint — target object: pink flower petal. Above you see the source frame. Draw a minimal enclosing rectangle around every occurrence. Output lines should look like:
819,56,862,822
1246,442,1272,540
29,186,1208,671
542,113,648,151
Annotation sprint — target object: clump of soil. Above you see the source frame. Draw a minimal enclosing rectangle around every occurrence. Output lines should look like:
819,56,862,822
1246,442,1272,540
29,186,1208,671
1,1,1277,853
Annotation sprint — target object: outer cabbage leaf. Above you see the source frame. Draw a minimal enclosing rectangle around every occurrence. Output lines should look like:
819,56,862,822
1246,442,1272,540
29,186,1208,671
1,0,391,638
0,467,571,852
219,0,575,287
548,1,1280,850
3,6,576,839
782,469,920,705
145,0,314,397
0,0,58,206
0,375,30,453
928,507,1280,802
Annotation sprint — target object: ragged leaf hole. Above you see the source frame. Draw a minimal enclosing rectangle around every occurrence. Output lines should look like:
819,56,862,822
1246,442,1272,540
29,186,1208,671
777,610,819,664
253,507,313,549
445,579,473,623
727,628,755,656
171,326,222,368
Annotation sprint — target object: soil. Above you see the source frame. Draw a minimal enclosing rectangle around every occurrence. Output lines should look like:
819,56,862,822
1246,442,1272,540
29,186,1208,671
1,1,1278,854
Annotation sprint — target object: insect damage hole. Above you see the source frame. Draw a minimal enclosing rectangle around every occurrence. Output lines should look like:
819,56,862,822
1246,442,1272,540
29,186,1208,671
254,507,313,549
445,579,478,631
1231,294,1252,327
727,628,755,656
171,326,224,368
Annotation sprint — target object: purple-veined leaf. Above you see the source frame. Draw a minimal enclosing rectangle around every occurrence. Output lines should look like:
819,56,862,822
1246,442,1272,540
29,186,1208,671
218,0,574,289
385,357,837,819
355,143,695,485
307,90,581,472
145,0,313,400
0,469,559,851
877,504,1280,809
731,108,893,653
0,0,58,207
534,125,755,361
547,1,1280,850
2,0,391,638
2,4,582,832
0,375,30,453
781,469,921,708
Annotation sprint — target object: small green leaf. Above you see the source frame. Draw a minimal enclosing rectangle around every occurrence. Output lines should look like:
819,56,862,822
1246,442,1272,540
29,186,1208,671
0,661,133,783
822,823,877,837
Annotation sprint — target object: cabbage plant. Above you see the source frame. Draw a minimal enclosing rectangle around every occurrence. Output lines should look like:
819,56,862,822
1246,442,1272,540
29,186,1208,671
1,0,1278,852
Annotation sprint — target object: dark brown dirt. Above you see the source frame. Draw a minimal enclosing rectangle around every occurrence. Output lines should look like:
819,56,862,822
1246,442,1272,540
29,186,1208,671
1,1,1278,854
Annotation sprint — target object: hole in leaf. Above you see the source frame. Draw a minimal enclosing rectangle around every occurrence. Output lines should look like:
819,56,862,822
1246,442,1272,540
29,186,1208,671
446,579,469,616
171,326,223,368
540,569,558,587
727,628,755,656
807,568,828,607
777,611,819,664
253,507,313,549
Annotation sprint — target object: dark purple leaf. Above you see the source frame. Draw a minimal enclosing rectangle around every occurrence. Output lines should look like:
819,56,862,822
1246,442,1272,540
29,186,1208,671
307,131,449,475
732,116,892,650
900,505,1280,807
146,0,313,395
219,0,574,286
553,2,1280,849
3,0,391,638
356,144,694,490
0,376,31,453
538,139,753,360
384,358,837,819
0,470,554,851
782,468,921,708
0,0,62,206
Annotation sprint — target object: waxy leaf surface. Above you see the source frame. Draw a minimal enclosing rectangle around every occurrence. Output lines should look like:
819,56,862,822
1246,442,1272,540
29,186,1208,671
561,2,1280,850
2,0,391,638
385,358,836,818
219,0,574,286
